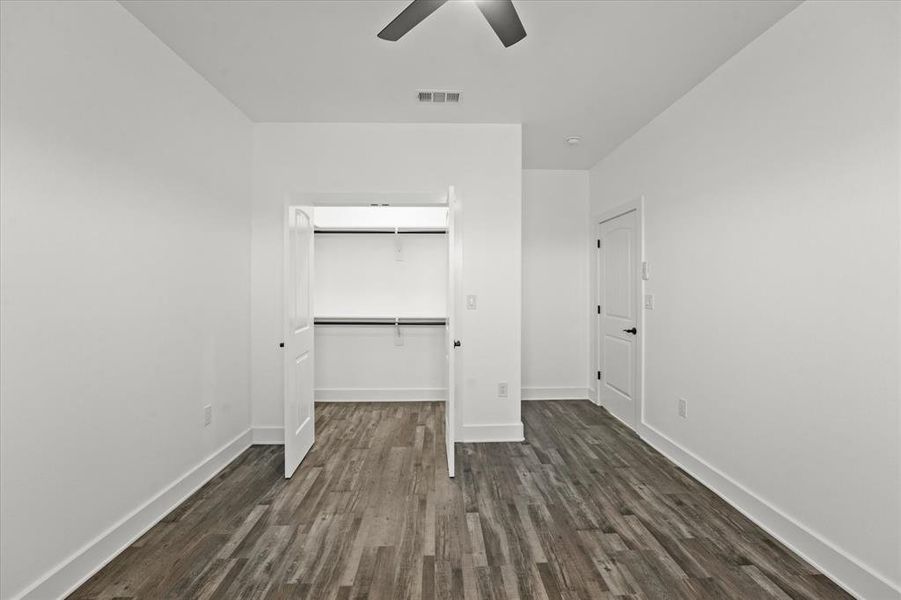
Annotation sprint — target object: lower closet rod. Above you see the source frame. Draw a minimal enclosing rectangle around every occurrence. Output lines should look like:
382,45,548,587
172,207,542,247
314,318,446,326
313,229,446,234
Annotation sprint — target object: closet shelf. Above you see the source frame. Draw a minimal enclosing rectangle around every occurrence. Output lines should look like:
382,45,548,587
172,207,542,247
314,316,447,326
313,227,446,235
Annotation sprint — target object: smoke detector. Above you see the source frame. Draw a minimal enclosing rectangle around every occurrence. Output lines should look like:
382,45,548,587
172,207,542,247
566,136,582,146
418,90,461,103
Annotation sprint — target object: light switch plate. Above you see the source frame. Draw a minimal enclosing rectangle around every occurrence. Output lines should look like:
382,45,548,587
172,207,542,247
466,295,477,310
644,294,655,310
641,261,650,280
497,382,508,398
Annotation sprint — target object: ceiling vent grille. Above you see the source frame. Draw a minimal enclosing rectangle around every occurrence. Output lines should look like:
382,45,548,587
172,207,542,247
418,90,461,104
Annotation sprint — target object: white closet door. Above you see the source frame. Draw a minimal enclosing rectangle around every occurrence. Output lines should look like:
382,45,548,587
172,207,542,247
446,188,460,478
284,205,316,478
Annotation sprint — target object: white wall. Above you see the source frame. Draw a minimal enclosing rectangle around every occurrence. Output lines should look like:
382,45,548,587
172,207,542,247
314,234,447,318
252,123,522,441
315,326,447,401
588,2,899,598
313,229,448,400
522,170,591,400
0,2,252,599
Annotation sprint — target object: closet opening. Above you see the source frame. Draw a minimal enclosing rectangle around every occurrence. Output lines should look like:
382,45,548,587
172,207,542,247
283,191,460,479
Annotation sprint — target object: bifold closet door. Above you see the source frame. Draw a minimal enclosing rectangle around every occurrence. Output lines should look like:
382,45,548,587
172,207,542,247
446,188,459,478
284,205,316,478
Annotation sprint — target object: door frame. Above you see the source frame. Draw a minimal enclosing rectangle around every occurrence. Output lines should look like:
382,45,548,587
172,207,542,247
591,197,645,431
281,191,458,477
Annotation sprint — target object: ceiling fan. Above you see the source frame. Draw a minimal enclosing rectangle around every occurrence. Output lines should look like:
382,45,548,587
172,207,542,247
378,0,527,48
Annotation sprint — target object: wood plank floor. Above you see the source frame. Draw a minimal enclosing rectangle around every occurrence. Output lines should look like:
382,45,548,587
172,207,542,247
71,401,851,599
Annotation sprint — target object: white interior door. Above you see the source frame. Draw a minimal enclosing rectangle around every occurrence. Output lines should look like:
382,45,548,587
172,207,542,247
597,209,640,429
445,188,459,478
284,205,316,478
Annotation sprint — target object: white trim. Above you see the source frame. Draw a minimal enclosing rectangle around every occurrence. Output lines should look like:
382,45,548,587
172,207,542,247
460,422,524,443
13,429,252,600
637,422,899,600
315,387,446,402
252,426,285,445
587,386,599,405
522,386,589,400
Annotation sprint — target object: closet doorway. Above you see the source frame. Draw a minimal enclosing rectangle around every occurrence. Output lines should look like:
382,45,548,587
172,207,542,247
283,190,460,478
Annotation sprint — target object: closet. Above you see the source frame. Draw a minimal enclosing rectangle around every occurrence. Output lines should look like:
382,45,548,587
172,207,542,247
283,190,459,479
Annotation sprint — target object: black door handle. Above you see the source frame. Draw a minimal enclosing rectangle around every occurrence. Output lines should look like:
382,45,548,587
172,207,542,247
623,327,637,335
453,340,461,348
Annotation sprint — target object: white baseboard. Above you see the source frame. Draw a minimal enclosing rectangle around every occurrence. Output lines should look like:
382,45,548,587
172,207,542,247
522,386,589,401
315,387,446,402
460,422,524,443
14,429,252,600
252,426,285,445
638,422,900,600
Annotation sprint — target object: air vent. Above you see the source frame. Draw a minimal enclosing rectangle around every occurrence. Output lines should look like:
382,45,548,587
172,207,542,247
417,90,461,103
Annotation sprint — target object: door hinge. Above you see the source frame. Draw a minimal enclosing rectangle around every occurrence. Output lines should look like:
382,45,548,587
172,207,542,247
597,305,601,314
597,239,601,248
597,370,602,380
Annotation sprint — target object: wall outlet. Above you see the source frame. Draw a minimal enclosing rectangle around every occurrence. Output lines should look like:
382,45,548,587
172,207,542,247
466,295,477,310
497,382,508,398
678,398,688,419
203,404,213,426
644,294,655,310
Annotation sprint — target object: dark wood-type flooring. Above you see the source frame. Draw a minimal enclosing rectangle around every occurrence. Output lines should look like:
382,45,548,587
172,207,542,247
71,401,851,599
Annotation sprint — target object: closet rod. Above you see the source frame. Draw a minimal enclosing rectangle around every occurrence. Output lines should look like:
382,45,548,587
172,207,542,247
314,318,446,326
313,228,446,235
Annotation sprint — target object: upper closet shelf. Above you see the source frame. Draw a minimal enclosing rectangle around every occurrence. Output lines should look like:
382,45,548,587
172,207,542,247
314,316,446,326
314,226,446,235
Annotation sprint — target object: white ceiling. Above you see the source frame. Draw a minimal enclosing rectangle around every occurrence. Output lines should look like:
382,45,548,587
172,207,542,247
120,0,800,169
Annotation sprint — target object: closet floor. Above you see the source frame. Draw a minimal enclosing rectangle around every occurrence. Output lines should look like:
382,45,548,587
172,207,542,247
70,401,851,599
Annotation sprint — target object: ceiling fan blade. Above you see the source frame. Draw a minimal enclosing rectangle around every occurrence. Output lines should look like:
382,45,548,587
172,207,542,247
378,0,448,41
476,0,526,47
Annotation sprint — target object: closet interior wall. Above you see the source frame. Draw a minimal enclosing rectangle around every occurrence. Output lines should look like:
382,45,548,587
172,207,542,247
313,205,449,402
